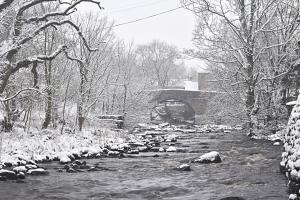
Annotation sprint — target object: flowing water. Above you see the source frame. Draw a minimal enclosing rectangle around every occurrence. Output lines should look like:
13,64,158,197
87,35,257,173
0,131,287,200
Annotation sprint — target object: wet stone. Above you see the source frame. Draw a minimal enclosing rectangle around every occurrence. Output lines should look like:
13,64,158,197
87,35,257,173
25,164,38,170
4,163,12,168
0,169,17,180
166,146,177,152
17,172,26,179
150,147,160,152
193,151,222,164
137,146,148,152
13,166,27,173
28,168,48,176
66,167,77,173
127,149,139,154
174,164,191,172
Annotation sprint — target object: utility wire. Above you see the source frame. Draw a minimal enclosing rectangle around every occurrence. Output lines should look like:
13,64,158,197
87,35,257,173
110,0,167,13
111,6,183,28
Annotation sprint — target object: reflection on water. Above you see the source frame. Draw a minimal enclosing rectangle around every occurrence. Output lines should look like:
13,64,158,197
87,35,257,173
0,131,287,200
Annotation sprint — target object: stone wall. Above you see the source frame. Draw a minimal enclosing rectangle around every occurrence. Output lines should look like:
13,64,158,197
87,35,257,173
282,95,300,199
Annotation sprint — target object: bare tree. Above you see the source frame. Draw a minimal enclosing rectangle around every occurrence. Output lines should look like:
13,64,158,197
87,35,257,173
136,40,180,89
182,0,300,135
0,0,103,130
66,14,115,131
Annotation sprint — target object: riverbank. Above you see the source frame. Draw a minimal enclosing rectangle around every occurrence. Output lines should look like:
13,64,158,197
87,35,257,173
0,127,126,167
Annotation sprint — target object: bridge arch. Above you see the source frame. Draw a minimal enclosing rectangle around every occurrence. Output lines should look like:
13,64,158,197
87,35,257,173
150,99,195,124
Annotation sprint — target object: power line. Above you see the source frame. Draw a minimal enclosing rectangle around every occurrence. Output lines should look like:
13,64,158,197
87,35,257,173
109,0,167,14
111,6,183,28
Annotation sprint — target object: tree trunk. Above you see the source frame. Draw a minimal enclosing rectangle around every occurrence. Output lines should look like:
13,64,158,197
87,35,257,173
42,60,52,129
77,73,85,131
122,84,127,115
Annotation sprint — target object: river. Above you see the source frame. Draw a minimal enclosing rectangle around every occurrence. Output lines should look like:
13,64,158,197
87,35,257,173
0,130,287,200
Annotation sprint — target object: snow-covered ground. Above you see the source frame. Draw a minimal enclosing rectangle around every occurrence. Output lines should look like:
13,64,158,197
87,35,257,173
0,127,126,167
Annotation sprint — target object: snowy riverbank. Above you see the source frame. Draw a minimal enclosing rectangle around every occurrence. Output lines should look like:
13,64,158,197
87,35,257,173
0,127,127,167
0,123,238,168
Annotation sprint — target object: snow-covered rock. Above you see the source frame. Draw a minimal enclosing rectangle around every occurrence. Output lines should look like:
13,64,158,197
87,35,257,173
166,146,177,152
289,194,298,200
25,164,38,170
165,134,177,142
137,146,148,152
273,142,280,146
27,168,48,176
13,166,27,173
174,164,191,171
127,149,139,154
194,151,222,163
0,169,17,180
57,153,72,164
17,172,26,179
107,151,120,156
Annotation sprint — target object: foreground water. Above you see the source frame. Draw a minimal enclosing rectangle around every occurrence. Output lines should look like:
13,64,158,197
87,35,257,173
0,130,287,200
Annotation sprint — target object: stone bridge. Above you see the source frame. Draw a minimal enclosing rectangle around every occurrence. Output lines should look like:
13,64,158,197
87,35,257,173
148,89,220,124
149,89,219,115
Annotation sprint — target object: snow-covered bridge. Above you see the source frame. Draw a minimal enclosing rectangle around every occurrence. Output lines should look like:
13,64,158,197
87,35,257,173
148,89,221,124
146,73,222,124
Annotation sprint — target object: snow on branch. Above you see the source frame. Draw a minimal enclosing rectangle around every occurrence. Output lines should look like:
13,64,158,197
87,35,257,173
64,51,88,81
8,19,97,60
0,88,42,102
25,0,103,24
12,45,67,73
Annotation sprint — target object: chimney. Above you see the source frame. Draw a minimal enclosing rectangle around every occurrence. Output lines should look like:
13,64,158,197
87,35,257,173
198,73,209,90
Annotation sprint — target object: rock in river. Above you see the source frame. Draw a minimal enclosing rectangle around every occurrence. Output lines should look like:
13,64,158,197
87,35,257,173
166,146,177,152
193,151,222,163
13,166,27,173
27,168,48,176
17,172,26,179
174,164,191,171
0,169,17,180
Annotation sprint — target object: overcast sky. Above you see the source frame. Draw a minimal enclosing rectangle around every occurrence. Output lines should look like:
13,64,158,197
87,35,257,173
79,0,207,71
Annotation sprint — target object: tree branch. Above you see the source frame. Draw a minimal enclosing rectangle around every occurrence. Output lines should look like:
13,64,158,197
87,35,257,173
0,88,42,102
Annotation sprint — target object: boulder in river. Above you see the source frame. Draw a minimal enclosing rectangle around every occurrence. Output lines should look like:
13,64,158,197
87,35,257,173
13,166,27,173
289,194,298,200
66,166,78,173
273,142,280,146
166,146,177,152
193,151,222,163
107,150,120,157
17,172,26,179
137,146,148,152
0,169,17,180
25,164,38,170
27,168,48,176
127,149,139,154
174,164,191,171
